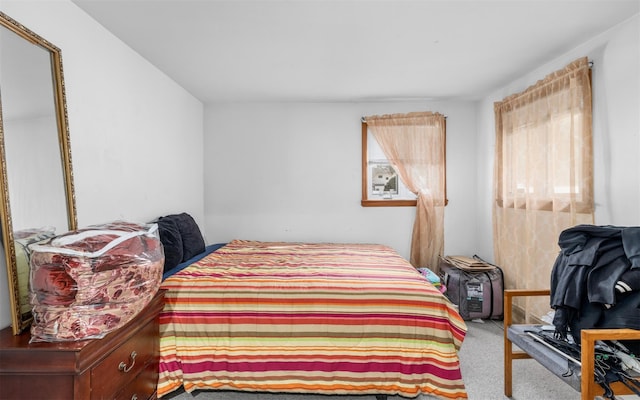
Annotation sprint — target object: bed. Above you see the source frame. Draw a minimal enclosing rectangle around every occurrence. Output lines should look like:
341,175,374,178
157,239,468,400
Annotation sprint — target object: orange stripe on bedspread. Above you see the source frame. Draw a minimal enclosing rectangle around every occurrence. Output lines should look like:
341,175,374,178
158,240,467,399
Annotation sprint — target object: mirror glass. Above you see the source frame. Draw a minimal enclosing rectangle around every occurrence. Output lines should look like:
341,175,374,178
0,12,77,334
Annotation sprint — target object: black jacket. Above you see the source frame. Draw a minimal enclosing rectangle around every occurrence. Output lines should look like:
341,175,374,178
550,225,640,340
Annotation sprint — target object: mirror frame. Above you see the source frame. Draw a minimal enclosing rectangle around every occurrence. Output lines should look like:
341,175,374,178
0,12,77,335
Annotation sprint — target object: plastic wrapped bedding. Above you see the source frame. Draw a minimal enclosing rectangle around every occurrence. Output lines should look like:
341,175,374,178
28,221,163,342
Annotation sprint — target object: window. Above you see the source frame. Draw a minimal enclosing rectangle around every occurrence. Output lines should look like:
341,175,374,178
501,110,589,210
361,114,447,207
495,59,593,214
363,123,418,204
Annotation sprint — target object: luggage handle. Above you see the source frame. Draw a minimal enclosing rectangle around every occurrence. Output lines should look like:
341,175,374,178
474,254,505,320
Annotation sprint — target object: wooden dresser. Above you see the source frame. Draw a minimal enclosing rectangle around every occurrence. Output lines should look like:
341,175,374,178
0,289,165,400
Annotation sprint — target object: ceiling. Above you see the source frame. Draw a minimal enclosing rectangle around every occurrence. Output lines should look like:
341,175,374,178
71,0,639,103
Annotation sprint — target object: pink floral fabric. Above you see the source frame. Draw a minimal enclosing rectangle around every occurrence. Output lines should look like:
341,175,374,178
28,221,163,342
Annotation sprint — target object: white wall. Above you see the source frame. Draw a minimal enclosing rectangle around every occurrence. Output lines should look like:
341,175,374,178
204,101,479,261
475,14,640,261
0,0,205,328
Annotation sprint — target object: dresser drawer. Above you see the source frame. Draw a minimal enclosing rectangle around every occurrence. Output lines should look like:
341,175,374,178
114,360,159,400
91,318,157,399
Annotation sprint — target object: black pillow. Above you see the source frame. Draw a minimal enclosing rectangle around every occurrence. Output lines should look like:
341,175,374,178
155,218,183,273
159,213,206,262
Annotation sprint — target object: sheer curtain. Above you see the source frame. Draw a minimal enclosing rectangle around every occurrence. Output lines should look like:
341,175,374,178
493,57,594,321
365,112,446,270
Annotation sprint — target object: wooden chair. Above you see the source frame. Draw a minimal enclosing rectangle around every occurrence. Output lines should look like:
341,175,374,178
504,289,640,399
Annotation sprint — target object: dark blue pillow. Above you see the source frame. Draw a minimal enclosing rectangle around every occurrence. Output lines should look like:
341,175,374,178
156,218,183,273
159,213,205,262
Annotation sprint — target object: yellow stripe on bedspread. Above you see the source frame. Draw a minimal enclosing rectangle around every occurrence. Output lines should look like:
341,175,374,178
158,240,467,399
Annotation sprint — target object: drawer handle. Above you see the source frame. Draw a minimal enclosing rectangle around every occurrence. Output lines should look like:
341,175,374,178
118,350,137,373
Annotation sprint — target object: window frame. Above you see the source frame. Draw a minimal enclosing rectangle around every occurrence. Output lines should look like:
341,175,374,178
361,121,447,207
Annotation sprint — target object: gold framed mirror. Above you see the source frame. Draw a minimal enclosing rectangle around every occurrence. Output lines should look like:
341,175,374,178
0,12,77,335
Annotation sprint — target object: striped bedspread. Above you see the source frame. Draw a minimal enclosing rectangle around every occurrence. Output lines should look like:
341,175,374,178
158,240,467,399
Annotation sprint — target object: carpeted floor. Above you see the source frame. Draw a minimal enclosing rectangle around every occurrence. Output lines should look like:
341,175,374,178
162,319,584,400
456,320,579,399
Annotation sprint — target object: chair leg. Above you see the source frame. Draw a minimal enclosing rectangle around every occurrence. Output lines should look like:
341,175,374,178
504,336,513,397
504,290,515,397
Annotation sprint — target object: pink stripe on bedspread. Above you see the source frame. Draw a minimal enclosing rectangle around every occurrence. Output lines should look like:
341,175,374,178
159,240,467,399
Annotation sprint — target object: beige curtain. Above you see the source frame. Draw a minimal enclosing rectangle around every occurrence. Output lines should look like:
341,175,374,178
365,112,446,270
493,57,594,322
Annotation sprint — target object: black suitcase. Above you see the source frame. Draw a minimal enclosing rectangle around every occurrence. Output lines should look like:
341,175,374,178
438,256,504,320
